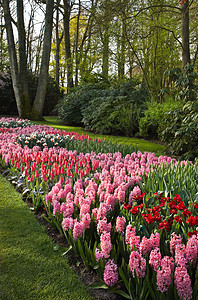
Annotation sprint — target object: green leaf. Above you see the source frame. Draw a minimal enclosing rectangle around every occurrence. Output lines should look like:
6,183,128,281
114,289,131,299
62,245,73,256
118,267,129,291
22,188,30,195
147,280,157,300
53,245,60,251
77,239,87,265
88,282,108,289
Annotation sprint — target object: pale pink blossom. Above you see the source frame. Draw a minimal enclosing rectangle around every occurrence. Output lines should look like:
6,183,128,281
139,236,152,256
97,218,111,234
156,265,172,293
185,235,198,267
81,213,91,230
95,248,104,262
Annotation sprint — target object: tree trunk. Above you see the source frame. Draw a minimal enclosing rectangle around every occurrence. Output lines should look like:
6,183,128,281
55,0,61,86
181,0,190,68
17,0,31,113
74,0,81,87
3,0,30,118
31,0,54,120
118,20,126,80
63,0,74,91
102,23,109,79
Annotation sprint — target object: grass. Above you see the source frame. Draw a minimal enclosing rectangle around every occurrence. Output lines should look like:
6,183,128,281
33,116,167,156
0,173,93,300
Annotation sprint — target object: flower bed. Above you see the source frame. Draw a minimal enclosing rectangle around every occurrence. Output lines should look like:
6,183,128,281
0,117,197,300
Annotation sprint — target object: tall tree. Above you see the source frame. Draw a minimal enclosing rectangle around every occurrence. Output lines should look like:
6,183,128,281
2,0,54,120
181,0,190,68
31,0,54,119
63,0,74,90
2,0,31,117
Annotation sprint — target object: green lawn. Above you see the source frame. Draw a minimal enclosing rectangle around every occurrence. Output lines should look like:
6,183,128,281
34,116,166,156
0,174,93,300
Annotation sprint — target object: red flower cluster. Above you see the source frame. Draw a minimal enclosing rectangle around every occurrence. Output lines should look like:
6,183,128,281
158,218,173,232
124,192,197,234
132,192,146,202
187,231,198,237
186,216,198,227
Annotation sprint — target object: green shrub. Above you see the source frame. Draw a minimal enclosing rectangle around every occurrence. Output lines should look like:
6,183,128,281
138,99,183,139
0,71,63,116
58,80,149,136
0,72,17,115
57,83,107,125
81,80,148,136
163,64,198,103
161,101,198,160
158,64,198,160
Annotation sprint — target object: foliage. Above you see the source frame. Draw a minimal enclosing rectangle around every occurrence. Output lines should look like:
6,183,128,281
0,71,63,116
163,64,198,103
138,99,183,139
58,80,149,136
82,80,149,136
0,72,17,115
57,83,107,125
161,100,198,160
34,116,166,156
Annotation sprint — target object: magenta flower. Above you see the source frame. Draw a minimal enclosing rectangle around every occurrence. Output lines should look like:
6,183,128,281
129,251,146,278
104,259,119,287
62,217,74,231
73,221,84,241
116,216,125,235
174,266,192,300
100,232,112,258
149,248,161,272
156,265,172,293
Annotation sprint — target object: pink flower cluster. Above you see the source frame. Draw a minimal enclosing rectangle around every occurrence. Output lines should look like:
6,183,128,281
103,259,119,287
148,233,198,298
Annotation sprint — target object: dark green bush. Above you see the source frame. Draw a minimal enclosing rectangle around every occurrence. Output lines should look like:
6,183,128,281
159,64,198,160
161,101,198,160
58,80,149,136
0,72,17,115
0,71,63,116
57,83,107,125
138,99,183,139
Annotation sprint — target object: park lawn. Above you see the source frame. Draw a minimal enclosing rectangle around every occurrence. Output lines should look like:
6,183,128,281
0,173,93,300
34,116,166,156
